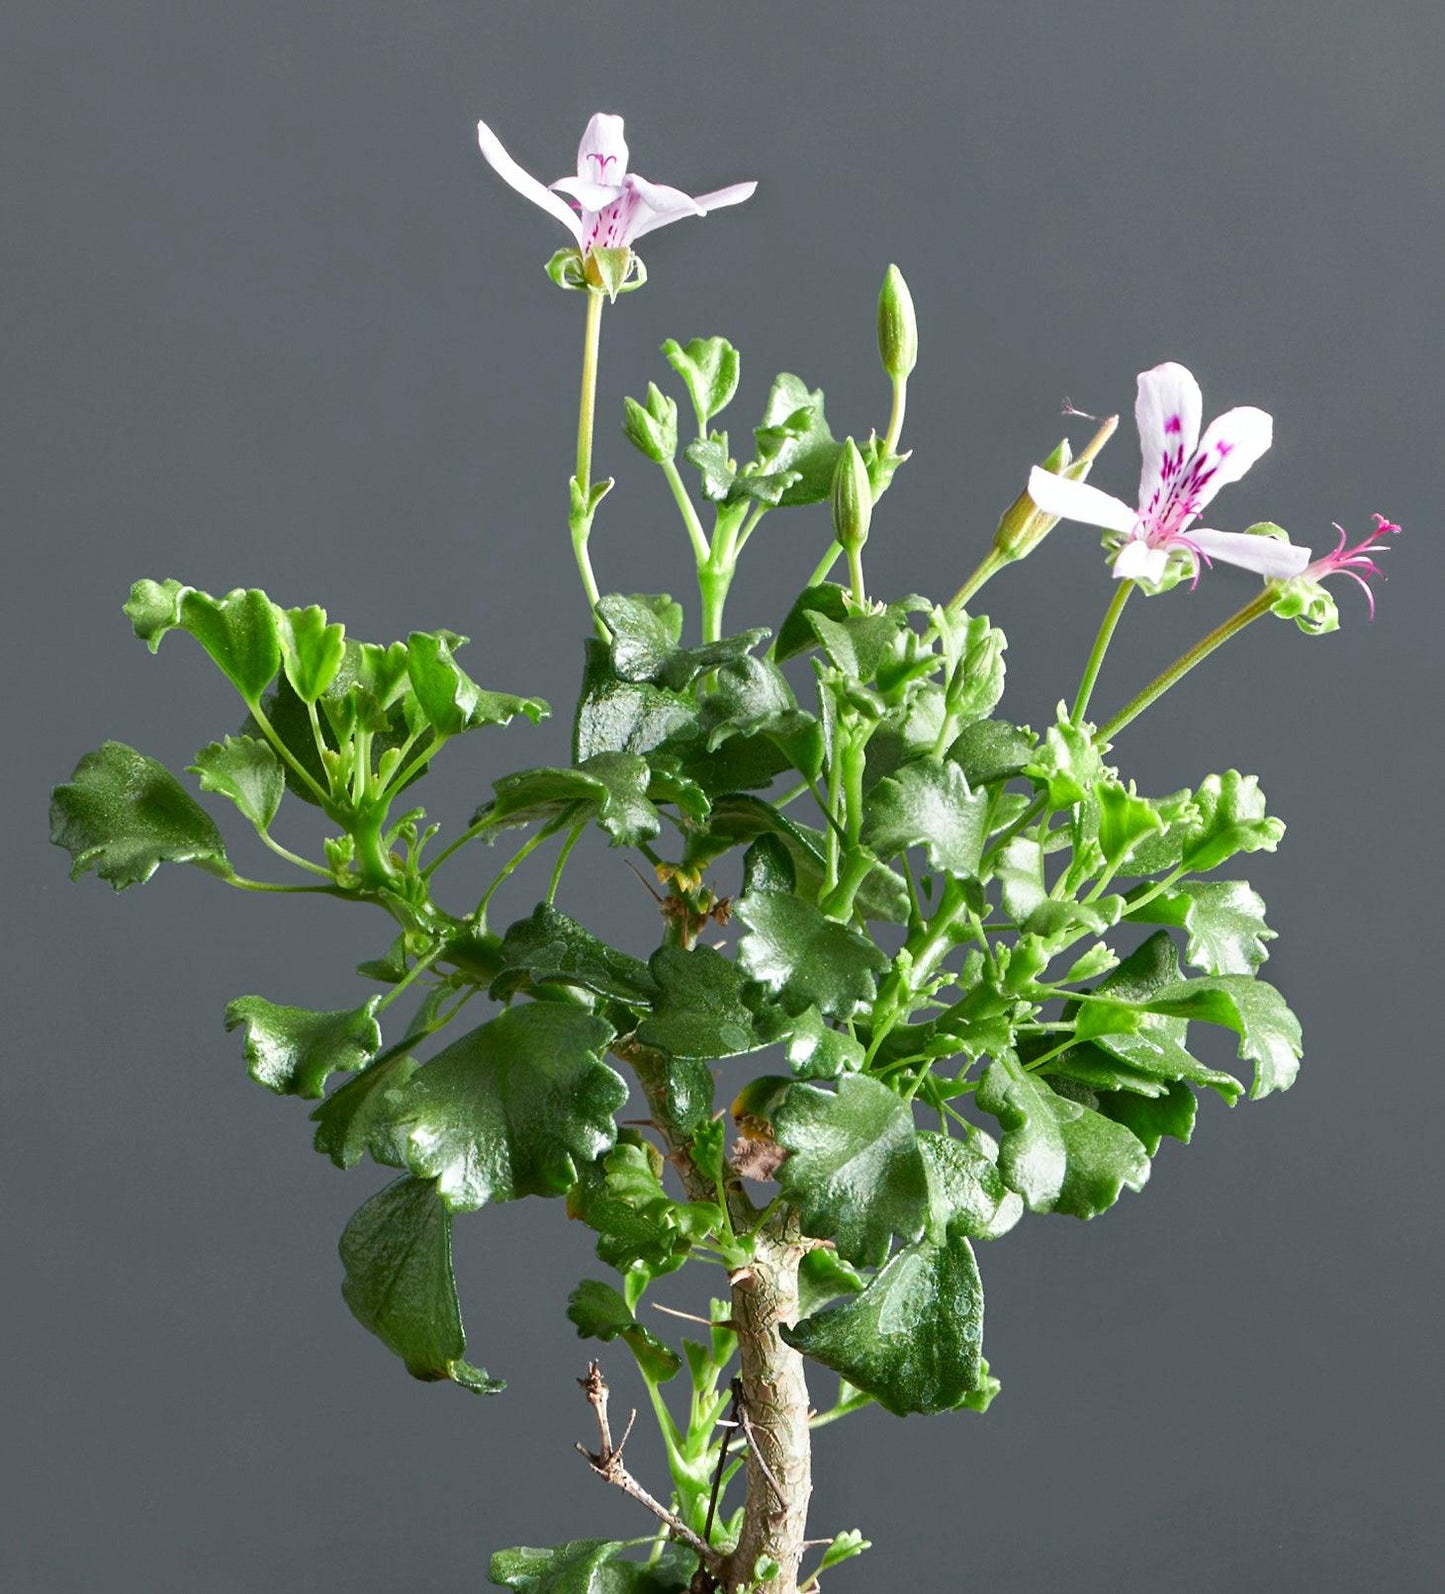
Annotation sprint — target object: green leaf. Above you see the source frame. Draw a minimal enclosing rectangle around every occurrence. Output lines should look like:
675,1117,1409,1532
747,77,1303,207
311,1050,419,1169
753,372,842,507
391,1005,623,1211
405,630,548,737
949,718,1038,785
51,741,230,889
635,944,780,1061
1130,879,1276,975
1026,704,1104,808
936,610,1008,731
566,1143,721,1277
595,594,684,681
784,1006,865,1080
492,904,658,1006
974,1052,1066,1211
863,758,990,878
566,1280,681,1383
774,1075,930,1266
1127,771,1284,875
1094,778,1165,871
225,994,383,1099
662,335,740,433
918,1129,1022,1241
1095,1078,1197,1155
697,656,823,780
1045,1086,1151,1218
125,581,282,702
785,1225,985,1415
1132,974,1302,1099
573,639,697,762
339,1175,503,1392
278,605,346,704
487,754,659,846
621,383,678,464
683,433,736,501
735,890,888,1020
189,735,284,830
995,837,1047,923
490,1540,693,1594
796,1248,865,1317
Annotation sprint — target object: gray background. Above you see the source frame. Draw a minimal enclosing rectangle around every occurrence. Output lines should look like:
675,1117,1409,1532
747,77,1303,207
4,2,1441,1590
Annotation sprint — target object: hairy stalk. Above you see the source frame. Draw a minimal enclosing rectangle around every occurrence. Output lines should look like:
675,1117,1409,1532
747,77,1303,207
721,1227,812,1594
1072,578,1135,725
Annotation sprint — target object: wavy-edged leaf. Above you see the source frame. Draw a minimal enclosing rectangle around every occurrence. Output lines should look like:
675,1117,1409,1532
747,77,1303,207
974,1052,1066,1211
126,579,281,702
492,904,658,1006
863,757,989,878
1130,878,1276,975
311,1050,418,1169
278,604,346,703
635,944,783,1061
225,994,382,1099
406,629,548,737
735,890,888,1020
918,1129,1022,1241
566,1280,681,1383
662,335,740,433
753,371,842,506
1126,770,1284,875
189,735,284,829
490,1539,694,1593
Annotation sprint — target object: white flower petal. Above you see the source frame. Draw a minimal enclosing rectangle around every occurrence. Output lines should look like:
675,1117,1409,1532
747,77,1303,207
1135,362,1203,511
1190,527,1312,579
1026,467,1136,533
1185,406,1273,514
621,175,706,241
1112,539,1172,583
550,176,623,210
477,119,583,244
577,112,628,183
691,181,758,212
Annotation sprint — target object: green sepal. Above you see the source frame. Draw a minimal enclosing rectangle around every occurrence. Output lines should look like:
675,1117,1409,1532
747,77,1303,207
189,735,284,830
278,604,346,704
225,994,383,1099
311,1050,419,1169
635,944,785,1061
784,1225,985,1415
543,248,588,291
389,1005,622,1211
126,580,282,703
51,741,231,889
774,1074,930,1267
621,383,678,464
735,888,889,1019
662,335,741,434
405,630,548,738
1126,771,1284,875
490,1539,694,1593
491,903,659,1006
1128,878,1276,974
753,372,842,507
566,1280,681,1383
588,246,643,301
339,1174,504,1393
863,757,989,878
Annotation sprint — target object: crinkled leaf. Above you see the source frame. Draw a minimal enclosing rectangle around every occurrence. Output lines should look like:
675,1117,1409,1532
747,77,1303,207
936,610,1008,731
51,741,230,888
1045,1087,1151,1218
279,605,346,704
1094,778,1165,871
1126,771,1284,875
1096,1078,1197,1155
775,1075,930,1266
1130,878,1276,975
863,758,989,878
486,754,659,847
784,1226,984,1415
662,335,740,433
339,1175,503,1393
753,372,842,507
635,944,782,1061
573,639,696,761
490,1540,693,1594
974,1052,1066,1211
1131,974,1302,1099
492,904,658,1006
735,890,889,1019
918,1129,1022,1241
311,1050,419,1169
697,656,824,780
808,609,907,684
225,994,382,1099
566,1143,720,1277
126,580,282,702
189,735,284,830
1026,704,1104,808
566,1280,681,1383
594,594,683,681
406,630,547,737
684,433,736,500
995,837,1047,923
784,1006,865,1080
391,1005,622,1211
949,718,1038,785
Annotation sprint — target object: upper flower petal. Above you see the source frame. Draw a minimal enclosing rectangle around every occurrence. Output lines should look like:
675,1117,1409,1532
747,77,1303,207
576,112,629,185
1190,526,1312,579
690,181,759,212
1135,362,1203,515
477,119,583,245
1026,467,1137,534
550,176,624,210
1184,406,1273,513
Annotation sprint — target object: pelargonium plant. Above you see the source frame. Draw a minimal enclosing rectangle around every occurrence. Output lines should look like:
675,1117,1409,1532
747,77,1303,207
51,111,1397,1594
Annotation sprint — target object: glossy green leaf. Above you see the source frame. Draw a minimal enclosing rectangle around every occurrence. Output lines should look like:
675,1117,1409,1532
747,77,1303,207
736,890,888,1020
784,1006,865,1080
1094,778,1165,870
775,1075,930,1267
948,718,1038,785
566,1143,720,1276
1127,771,1284,875
594,593,683,680
406,630,547,737
753,372,842,506
573,639,697,761
1095,1078,1197,1155
785,1225,984,1415
635,944,781,1060
490,1540,693,1594
863,758,990,878
662,335,740,434
1132,974,1302,1099
279,605,346,704
189,735,284,830
492,903,658,1006
311,1050,419,1169
1025,704,1104,808
1130,878,1276,975
918,1129,1022,1241
339,1175,503,1392
126,580,282,702
974,1052,1066,1211
796,1248,865,1317
225,994,382,1099
566,1280,681,1382
487,754,659,846
1045,1085,1151,1218
391,1005,622,1211
51,741,230,888
696,656,823,780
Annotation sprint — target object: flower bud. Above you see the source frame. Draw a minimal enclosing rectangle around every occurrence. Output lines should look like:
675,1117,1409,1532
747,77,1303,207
831,438,873,553
993,415,1117,562
876,264,918,381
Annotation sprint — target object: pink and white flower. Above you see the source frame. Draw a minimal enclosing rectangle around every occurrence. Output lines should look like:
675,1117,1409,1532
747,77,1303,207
476,112,756,254
1026,362,1312,584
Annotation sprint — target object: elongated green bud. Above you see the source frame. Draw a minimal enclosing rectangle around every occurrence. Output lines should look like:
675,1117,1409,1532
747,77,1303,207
877,264,918,381
831,438,873,553
993,414,1118,562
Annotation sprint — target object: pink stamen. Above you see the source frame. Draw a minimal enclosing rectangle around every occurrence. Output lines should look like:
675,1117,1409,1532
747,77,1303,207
1304,514,1400,620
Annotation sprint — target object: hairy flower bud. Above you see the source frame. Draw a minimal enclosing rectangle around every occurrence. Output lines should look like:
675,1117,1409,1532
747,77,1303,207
831,438,874,553
876,264,919,382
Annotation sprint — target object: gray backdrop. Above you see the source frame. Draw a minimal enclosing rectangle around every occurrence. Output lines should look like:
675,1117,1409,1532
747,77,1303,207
4,3,1441,1590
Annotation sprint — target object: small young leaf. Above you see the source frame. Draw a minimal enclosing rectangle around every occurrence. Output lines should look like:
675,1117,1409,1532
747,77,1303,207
918,1130,1022,1241
566,1143,721,1277
190,735,284,830
662,335,741,433
753,372,842,507
1127,771,1284,875
51,741,230,889
132,583,282,703
784,1006,865,1080
1025,704,1104,808
566,1280,681,1383
225,994,383,1099
279,605,346,704
406,630,548,737
621,383,678,464
339,1174,503,1393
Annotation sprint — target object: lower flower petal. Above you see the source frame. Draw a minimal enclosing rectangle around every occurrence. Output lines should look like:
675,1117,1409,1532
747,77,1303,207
477,120,584,244
1190,527,1312,579
1112,539,1172,583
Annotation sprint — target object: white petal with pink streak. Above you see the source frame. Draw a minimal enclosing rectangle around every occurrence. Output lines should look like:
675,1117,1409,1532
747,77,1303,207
1184,406,1274,515
1026,467,1137,533
1134,362,1203,512
576,113,629,183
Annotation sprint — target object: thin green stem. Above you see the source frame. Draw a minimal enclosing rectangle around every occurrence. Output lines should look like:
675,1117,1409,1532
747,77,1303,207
256,830,333,879
732,501,768,556
375,938,448,1013
945,547,1006,614
576,288,603,495
1097,589,1274,743
659,458,710,563
884,375,907,455
1072,579,1135,725
225,875,350,897
421,807,502,879
805,542,842,590
386,730,448,807
474,817,567,923
247,701,331,807
547,819,587,904
846,541,867,609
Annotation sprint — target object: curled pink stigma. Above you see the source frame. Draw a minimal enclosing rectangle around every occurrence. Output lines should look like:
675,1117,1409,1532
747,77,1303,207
1306,514,1400,619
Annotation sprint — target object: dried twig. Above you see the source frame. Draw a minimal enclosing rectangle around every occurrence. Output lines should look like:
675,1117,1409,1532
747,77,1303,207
701,1379,742,1547
574,1362,722,1571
